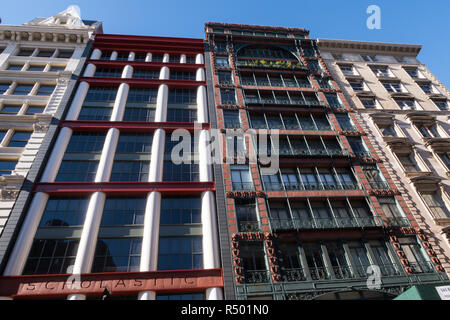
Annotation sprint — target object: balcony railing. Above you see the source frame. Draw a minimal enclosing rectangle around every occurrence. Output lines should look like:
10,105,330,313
236,59,307,70
269,216,382,231
286,148,349,158
385,217,411,227
238,220,261,233
241,79,311,89
243,270,271,284
281,263,402,283
264,181,360,192
245,97,325,108
368,180,391,190
232,182,255,191
409,261,436,274
224,122,242,129
353,151,373,158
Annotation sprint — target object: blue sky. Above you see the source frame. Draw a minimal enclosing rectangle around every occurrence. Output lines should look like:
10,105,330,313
1,0,449,87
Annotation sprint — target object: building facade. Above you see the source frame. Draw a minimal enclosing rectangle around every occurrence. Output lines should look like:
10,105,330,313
0,33,224,300
318,39,450,276
205,23,448,300
0,7,101,263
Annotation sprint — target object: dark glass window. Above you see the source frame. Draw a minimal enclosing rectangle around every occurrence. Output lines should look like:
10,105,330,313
92,238,142,273
28,65,46,72
127,88,157,103
223,110,240,128
0,104,21,114
134,53,146,61
78,107,112,121
0,131,6,143
49,64,64,72
23,239,79,275
168,88,196,105
39,198,89,227
158,237,203,270
25,105,45,115
170,71,195,80
17,49,34,56
36,85,55,96
240,242,267,274
36,49,55,57
57,50,74,59
0,83,11,94
94,68,123,78
116,52,129,61
231,165,253,190
100,51,112,60
163,161,199,182
123,88,157,122
8,64,23,71
66,133,106,153
56,161,99,182
152,55,163,62
110,161,150,182
116,133,153,153
166,108,196,122
220,88,236,104
132,69,159,79
0,161,17,175
101,198,146,226
8,131,32,147
161,197,201,224
13,84,34,95
235,199,259,232
85,86,117,101
169,55,180,63
218,71,233,84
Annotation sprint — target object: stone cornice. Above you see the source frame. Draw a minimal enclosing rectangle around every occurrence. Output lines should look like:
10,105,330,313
205,22,309,35
0,25,97,44
317,39,421,56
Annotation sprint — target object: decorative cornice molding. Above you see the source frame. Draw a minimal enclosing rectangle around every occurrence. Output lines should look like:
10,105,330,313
317,39,422,56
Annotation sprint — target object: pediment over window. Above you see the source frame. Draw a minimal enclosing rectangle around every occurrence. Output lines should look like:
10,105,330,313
370,112,395,126
424,138,450,151
405,112,436,126
385,138,415,152
410,176,443,192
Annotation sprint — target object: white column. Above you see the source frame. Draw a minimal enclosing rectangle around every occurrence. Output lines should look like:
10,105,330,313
122,65,133,79
139,76,167,299
40,127,73,183
196,64,222,299
110,83,129,122
128,52,135,61
145,53,152,62
83,64,97,78
138,191,161,301
90,49,102,60
95,128,120,182
163,53,169,63
160,66,169,80
68,191,106,301
195,53,204,65
3,192,49,276
66,81,90,121
180,54,187,64
110,51,118,61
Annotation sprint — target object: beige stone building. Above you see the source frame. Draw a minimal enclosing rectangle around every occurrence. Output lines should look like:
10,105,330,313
318,39,450,274
0,7,101,236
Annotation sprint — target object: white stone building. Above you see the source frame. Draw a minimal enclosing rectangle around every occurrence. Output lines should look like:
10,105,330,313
0,7,101,236
318,39,450,274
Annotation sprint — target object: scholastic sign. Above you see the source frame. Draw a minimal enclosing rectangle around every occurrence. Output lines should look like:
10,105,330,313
0,269,223,298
